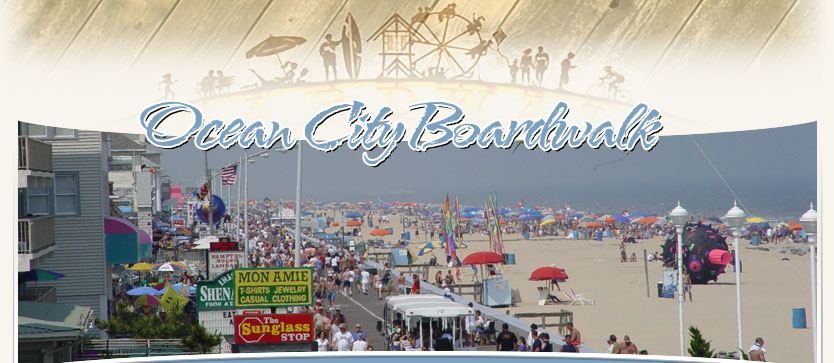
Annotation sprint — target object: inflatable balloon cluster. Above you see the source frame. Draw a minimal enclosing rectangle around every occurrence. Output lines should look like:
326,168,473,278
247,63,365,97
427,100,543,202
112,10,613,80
661,223,731,284
195,195,226,225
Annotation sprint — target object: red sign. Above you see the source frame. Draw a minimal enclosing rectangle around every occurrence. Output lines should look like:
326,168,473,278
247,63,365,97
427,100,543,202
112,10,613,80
234,313,314,344
210,241,239,251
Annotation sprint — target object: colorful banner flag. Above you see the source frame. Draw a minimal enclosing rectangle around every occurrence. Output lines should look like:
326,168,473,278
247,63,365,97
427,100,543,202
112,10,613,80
220,164,238,185
490,193,503,254
485,200,494,253
445,195,456,258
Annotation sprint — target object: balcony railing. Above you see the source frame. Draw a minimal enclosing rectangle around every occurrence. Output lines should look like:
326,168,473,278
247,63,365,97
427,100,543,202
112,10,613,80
19,286,56,303
18,216,55,254
18,137,53,171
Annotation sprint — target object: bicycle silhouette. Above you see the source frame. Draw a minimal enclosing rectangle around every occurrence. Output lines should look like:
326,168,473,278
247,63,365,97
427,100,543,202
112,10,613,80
587,78,631,102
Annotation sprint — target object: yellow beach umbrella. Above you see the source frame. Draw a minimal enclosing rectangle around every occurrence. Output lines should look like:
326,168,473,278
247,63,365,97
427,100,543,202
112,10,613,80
539,219,556,227
130,262,155,271
746,217,766,223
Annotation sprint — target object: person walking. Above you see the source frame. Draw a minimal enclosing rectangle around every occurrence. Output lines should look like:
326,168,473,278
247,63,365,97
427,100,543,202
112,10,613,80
559,52,576,89
534,46,550,87
495,323,517,351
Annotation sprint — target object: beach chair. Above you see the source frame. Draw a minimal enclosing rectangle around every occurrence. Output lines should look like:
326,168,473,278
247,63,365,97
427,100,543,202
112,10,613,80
563,288,595,306
538,287,564,305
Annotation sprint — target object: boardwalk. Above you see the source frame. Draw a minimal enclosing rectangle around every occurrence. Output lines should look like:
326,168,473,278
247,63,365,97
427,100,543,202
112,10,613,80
327,287,386,350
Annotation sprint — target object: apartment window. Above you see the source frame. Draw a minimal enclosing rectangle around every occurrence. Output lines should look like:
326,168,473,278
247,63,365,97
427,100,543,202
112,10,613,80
52,127,76,138
26,124,48,138
27,177,52,215
55,172,80,216
22,124,77,139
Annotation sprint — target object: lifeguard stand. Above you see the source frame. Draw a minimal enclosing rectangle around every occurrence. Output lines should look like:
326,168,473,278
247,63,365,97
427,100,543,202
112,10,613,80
367,14,426,78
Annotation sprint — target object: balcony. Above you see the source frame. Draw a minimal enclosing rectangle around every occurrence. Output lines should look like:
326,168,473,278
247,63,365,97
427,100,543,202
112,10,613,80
19,286,57,303
19,216,55,255
18,137,53,171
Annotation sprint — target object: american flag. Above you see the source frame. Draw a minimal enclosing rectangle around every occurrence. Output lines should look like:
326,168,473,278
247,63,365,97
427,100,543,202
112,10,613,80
220,164,238,185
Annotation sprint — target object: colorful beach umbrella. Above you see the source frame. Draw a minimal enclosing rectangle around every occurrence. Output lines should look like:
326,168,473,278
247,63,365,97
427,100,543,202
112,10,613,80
131,295,161,306
19,269,64,283
152,263,184,272
528,267,569,281
584,222,604,228
346,220,362,227
331,222,340,227
746,217,767,223
417,241,444,256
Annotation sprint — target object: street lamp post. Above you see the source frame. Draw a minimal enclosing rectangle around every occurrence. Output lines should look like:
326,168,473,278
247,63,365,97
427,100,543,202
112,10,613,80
669,201,689,356
243,152,250,267
724,201,745,357
800,203,817,363
264,197,272,226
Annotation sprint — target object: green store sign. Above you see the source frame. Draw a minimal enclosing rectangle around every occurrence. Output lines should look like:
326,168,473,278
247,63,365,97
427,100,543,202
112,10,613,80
197,267,313,310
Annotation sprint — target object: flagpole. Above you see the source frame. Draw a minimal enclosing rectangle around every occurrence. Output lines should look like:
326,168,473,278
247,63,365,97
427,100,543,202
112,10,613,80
237,157,242,242
244,151,249,268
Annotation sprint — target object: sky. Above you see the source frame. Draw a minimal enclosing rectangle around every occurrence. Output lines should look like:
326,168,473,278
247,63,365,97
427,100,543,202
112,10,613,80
160,122,816,220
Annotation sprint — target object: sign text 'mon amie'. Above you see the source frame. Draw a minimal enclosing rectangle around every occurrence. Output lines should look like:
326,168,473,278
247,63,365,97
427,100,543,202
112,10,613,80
197,268,313,310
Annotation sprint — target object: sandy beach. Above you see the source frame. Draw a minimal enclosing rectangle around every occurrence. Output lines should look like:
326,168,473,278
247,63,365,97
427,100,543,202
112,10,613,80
340,215,813,362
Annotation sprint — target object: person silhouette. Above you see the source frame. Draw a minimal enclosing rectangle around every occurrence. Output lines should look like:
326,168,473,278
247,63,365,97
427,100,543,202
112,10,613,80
200,70,215,98
411,7,429,25
320,34,340,81
509,59,519,84
159,73,176,100
520,49,533,86
534,46,549,87
559,52,576,90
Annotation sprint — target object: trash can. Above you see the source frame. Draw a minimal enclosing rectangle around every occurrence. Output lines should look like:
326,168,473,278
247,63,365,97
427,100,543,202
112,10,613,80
606,229,612,238
793,308,807,328
751,236,760,246
505,253,516,265
657,282,663,298
595,232,603,241
404,232,410,240
572,231,579,239
523,232,530,240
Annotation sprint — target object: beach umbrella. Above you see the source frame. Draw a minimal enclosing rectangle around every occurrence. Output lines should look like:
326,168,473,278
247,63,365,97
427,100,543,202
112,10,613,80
370,229,392,236
584,222,604,228
746,217,767,223
346,220,362,227
539,219,556,227
635,216,659,225
131,295,161,307
579,215,595,221
417,241,444,256
332,222,340,227
499,219,509,225
127,286,163,296
129,262,155,272
462,252,504,265
152,263,184,273
706,216,724,224
789,222,803,231
19,269,64,283
528,267,569,281
345,212,363,218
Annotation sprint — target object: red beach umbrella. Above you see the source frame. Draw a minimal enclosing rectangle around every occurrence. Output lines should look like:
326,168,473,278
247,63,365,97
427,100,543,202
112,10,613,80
462,252,505,265
528,267,569,281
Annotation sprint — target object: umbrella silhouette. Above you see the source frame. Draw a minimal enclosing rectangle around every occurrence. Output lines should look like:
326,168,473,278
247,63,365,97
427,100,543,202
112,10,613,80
246,35,307,75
